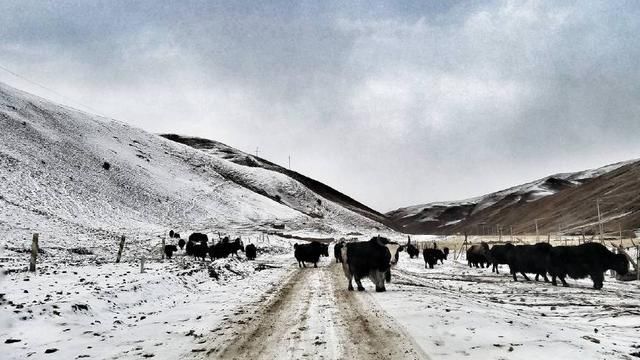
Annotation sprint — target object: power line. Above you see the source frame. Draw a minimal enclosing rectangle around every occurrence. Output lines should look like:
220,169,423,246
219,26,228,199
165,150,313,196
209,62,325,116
0,62,108,118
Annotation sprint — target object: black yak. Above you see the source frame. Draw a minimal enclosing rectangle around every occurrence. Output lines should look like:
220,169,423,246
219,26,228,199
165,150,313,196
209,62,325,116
423,248,444,269
178,238,186,250
245,244,257,260
164,245,178,259
406,244,419,259
320,243,330,257
442,247,450,262
489,243,515,274
209,237,244,260
187,233,209,260
467,242,491,268
294,241,324,268
507,243,553,282
548,243,629,289
188,232,208,244
341,237,396,292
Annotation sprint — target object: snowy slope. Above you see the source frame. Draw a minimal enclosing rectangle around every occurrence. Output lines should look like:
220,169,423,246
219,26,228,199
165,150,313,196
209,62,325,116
0,82,387,255
160,134,390,227
388,160,639,234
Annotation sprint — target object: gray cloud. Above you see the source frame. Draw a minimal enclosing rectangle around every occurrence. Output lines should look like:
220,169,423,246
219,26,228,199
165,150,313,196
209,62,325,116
1,0,639,211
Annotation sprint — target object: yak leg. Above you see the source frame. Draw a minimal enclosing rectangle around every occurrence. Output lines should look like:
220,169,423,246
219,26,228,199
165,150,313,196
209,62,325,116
591,272,604,290
521,272,531,281
342,263,354,291
354,276,365,291
542,273,550,282
374,271,387,292
346,274,354,291
551,274,558,286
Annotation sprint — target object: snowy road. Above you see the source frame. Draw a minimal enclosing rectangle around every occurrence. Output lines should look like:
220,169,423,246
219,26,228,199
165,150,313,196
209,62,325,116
209,262,428,360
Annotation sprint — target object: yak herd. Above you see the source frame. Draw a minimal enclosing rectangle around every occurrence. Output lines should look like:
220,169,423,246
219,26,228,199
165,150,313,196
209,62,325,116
163,230,254,261
163,229,630,291
333,237,629,291
465,241,629,290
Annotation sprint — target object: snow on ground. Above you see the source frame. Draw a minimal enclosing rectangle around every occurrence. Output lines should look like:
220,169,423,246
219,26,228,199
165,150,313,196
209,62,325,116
370,253,640,360
0,243,297,360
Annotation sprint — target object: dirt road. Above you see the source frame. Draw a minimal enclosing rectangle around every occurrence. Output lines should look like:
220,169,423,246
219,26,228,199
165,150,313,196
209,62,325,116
209,262,428,359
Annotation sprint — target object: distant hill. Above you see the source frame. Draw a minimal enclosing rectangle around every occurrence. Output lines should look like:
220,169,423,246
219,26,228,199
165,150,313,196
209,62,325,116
160,134,390,227
388,160,640,236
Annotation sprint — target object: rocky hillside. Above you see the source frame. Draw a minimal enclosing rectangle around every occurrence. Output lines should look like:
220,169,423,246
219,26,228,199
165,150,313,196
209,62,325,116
388,160,640,236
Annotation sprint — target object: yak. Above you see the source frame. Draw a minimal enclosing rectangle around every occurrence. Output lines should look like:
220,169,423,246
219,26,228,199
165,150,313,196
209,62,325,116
164,245,178,259
406,244,420,259
548,243,629,290
294,241,325,268
507,243,553,282
209,237,244,260
423,248,445,269
467,242,491,268
489,243,515,274
442,247,450,263
341,236,396,292
245,244,257,260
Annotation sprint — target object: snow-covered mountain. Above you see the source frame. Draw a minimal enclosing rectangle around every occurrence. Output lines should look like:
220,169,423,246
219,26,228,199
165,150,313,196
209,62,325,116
388,160,640,235
0,82,389,253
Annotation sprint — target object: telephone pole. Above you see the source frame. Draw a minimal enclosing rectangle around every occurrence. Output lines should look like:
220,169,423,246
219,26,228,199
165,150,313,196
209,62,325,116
535,219,540,242
596,199,604,243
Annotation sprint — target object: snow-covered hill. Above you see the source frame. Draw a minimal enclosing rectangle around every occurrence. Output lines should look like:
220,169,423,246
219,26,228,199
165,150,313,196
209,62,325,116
0,82,388,256
388,159,639,234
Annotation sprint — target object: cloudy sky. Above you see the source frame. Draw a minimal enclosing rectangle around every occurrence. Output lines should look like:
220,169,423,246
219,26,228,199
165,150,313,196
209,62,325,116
1,0,640,212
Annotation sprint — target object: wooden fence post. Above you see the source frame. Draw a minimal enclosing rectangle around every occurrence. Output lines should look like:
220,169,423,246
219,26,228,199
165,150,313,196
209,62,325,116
140,257,146,273
116,235,125,263
29,233,39,272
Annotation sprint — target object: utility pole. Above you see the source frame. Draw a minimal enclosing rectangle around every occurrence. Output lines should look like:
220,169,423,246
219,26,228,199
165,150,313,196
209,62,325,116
255,147,260,157
596,199,604,243
497,224,502,242
619,223,623,246
535,219,540,242
510,226,514,242
288,155,291,169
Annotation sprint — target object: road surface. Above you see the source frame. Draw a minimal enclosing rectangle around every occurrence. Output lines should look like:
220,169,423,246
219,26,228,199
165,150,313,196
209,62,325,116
208,262,428,359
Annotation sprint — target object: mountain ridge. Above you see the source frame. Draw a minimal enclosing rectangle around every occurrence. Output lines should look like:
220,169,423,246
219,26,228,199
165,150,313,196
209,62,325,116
388,159,640,235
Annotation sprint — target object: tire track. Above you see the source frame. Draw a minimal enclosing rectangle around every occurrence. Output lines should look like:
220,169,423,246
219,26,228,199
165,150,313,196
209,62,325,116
211,262,428,359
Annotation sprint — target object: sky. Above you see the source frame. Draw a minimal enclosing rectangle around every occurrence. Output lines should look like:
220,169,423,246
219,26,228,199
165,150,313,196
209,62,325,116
1,0,640,212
